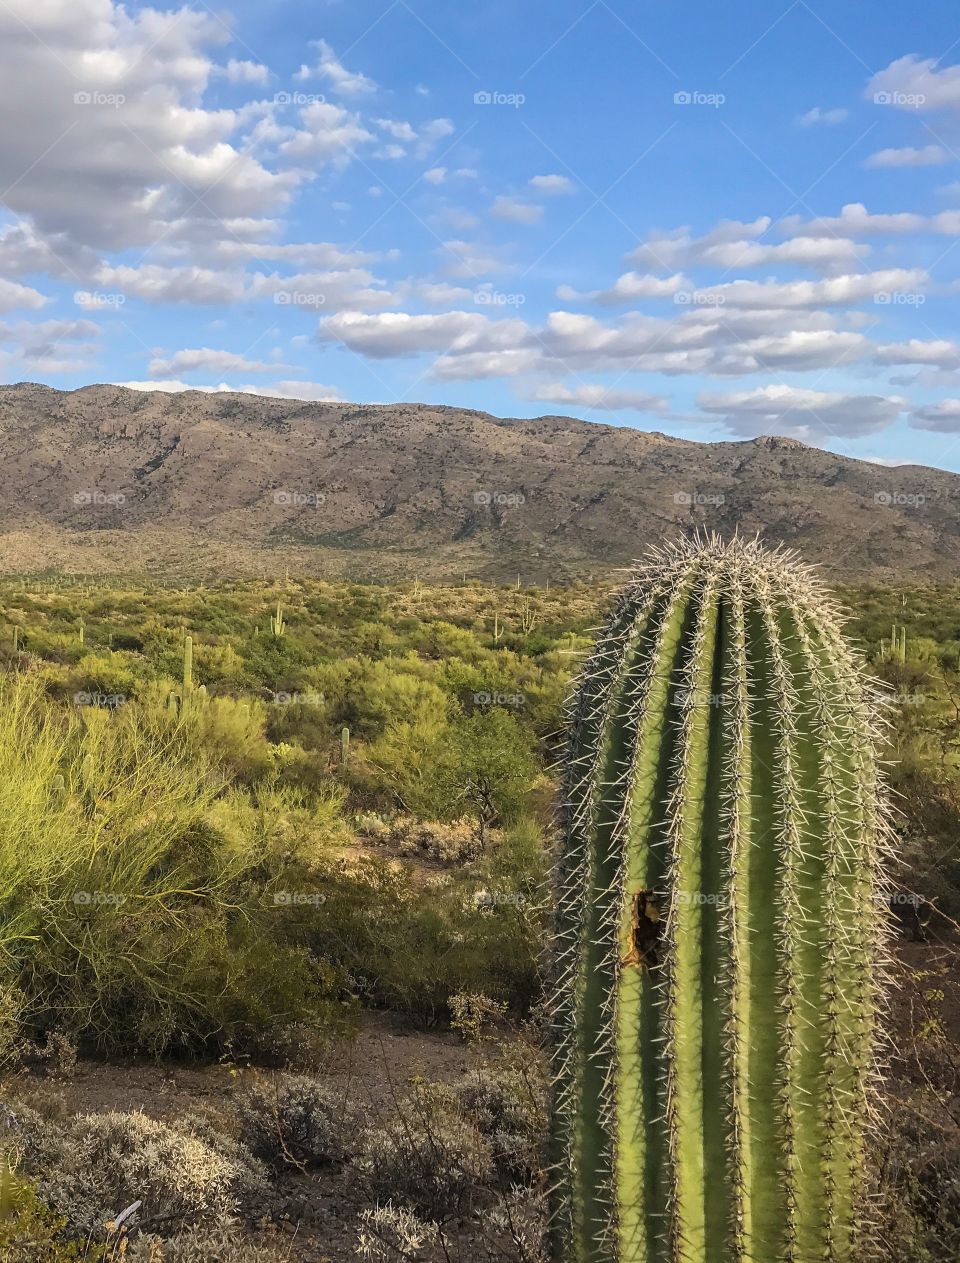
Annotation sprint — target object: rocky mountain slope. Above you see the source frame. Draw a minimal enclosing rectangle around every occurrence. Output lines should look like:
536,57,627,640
0,382,955,581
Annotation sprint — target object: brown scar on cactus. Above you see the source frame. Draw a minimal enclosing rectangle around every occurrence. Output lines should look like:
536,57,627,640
621,890,661,970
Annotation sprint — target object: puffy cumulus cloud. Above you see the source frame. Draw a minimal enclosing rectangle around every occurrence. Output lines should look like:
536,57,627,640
278,101,374,165
115,378,343,401
797,106,848,126
0,0,296,254
319,301,888,383
316,310,518,357
783,202,960,238
688,269,927,309
525,382,669,413
373,116,454,159
867,54,960,112
875,339,960,370
529,174,575,194
557,272,689,305
294,40,377,96
0,277,48,313
93,264,248,305
865,144,950,168
491,196,544,225
148,348,278,376
0,316,99,372
696,385,906,440
221,59,269,85
627,218,865,272
910,399,960,431
90,262,394,310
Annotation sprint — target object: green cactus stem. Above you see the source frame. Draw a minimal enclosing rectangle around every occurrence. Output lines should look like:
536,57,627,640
340,725,350,766
548,535,891,1263
271,600,286,637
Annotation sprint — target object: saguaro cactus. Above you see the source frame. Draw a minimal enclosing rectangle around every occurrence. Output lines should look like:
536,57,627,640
549,535,891,1263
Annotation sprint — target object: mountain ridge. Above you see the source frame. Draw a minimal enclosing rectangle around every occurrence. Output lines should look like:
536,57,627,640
0,382,954,582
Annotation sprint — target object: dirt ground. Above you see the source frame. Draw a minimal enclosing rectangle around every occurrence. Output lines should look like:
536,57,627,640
5,1011,491,1262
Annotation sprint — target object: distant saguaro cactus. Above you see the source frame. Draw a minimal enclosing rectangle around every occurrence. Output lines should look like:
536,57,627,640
270,601,286,638
549,535,891,1263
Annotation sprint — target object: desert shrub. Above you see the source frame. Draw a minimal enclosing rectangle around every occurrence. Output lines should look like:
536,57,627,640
236,1072,357,1170
305,854,541,1020
0,1165,108,1261
876,1102,960,1263
0,678,347,1056
126,1226,281,1261
11,1109,267,1236
362,816,484,864
353,1081,493,1221
449,1059,547,1186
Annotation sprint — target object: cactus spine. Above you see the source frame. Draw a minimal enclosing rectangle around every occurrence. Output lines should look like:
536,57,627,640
549,536,890,1263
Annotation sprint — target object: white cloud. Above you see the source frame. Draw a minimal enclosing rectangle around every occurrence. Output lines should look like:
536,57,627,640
0,277,47,313
222,59,269,85
529,174,575,194
0,0,293,254
149,348,278,376
557,272,689,305
697,385,905,440
437,240,510,278
526,382,669,413
317,310,501,357
868,54,960,112
865,144,950,168
875,339,960,370
423,167,447,185
797,106,849,126
491,196,544,225
95,265,247,305
294,40,377,96
911,399,960,431
114,378,343,401
279,101,373,164
627,218,864,271
691,268,927,309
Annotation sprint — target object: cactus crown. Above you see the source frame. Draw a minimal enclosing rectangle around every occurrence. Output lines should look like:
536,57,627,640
549,534,892,1263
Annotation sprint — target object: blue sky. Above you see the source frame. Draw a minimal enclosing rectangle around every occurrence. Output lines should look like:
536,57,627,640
5,2,960,470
